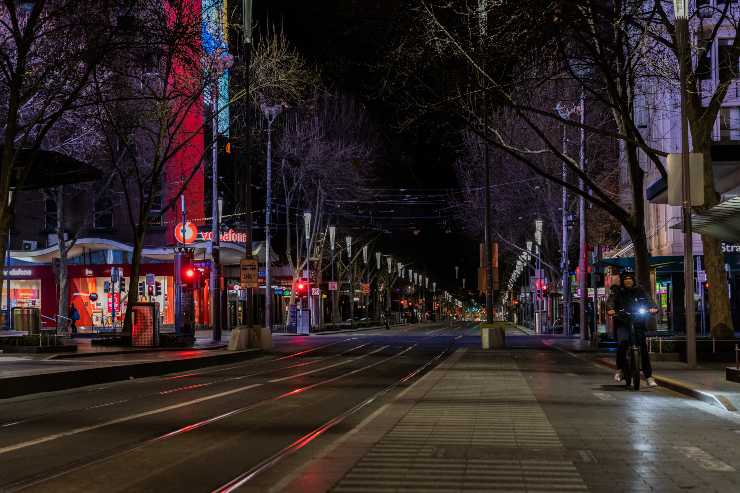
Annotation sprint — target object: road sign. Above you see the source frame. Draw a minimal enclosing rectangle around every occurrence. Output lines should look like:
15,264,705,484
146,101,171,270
328,281,338,291
240,258,259,288
311,287,321,296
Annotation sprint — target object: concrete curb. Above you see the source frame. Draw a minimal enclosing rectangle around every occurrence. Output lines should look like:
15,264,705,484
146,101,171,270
48,344,228,360
0,348,262,399
595,357,737,412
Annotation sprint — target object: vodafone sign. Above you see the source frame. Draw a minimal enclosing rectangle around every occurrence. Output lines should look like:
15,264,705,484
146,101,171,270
174,222,198,244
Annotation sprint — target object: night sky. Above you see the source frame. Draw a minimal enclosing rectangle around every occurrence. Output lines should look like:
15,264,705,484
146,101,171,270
257,1,481,292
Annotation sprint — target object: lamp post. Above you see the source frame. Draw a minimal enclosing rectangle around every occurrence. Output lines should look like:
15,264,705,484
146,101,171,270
329,226,336,324
346,236,353,325
210,51,233,342
303,211,312,327
673,0,696,368
261,103,283,331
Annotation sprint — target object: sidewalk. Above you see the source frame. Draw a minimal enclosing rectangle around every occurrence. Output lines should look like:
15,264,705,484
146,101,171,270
279,348,589,492
596,355,740,412
0,334,260,398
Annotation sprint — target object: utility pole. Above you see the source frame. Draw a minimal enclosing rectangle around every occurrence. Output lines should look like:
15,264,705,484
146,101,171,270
240,0,254,327
329,225,336,323
303,211,312,329
211,78,221,342
261,103,283,331
346,236,353,326
479,0,494,324
674,0,696,367
578,88,587,342
556,101,579,336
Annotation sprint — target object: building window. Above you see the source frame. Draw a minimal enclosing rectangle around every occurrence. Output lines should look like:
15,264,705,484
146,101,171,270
718,38,739,84
93,193,113,230
719,107,740,141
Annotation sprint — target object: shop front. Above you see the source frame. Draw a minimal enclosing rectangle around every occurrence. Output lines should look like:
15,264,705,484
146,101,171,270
1,265,56,327
67,264,175,332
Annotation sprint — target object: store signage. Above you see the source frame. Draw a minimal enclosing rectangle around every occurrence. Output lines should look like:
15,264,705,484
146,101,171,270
240,258,259,288
174,222,198,244
199,229,248,243
311,287,321,296
721,243,740,254
89,293,99,302
3,268,33,277
328,281,338,291
361,283,370,295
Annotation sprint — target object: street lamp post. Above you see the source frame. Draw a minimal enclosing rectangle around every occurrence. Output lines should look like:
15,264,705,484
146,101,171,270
261,103,283,331
303,211,313,328
673,0,696,368
329,225,336,323
346,236,353,326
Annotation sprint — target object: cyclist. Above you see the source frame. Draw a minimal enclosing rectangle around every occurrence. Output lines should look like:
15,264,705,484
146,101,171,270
606,271,658,387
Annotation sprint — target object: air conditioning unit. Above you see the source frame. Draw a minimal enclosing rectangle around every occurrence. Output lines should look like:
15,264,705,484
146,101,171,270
22,240,38,251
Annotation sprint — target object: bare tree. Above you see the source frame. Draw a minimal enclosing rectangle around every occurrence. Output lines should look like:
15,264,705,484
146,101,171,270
0,0,124,298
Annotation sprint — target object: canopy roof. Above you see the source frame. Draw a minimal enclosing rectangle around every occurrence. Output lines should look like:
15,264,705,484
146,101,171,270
2,147,101,190
670,197,740,242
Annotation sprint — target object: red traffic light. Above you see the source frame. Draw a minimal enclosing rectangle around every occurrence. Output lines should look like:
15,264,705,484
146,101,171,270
297,282,306,291
184,267,195,279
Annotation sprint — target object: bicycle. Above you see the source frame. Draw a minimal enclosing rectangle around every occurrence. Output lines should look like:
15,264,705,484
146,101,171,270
617,305,652,391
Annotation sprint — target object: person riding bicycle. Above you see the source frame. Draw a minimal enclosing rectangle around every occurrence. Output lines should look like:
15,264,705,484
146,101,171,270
606,271,658,387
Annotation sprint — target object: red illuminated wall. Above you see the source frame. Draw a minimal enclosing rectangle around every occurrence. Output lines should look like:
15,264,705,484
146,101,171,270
164,0,205,243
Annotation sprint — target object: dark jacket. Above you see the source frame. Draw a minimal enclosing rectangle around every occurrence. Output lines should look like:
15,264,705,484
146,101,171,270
607,284,655,335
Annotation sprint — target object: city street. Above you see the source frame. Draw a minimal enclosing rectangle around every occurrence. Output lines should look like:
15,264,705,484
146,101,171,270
0,325,739,492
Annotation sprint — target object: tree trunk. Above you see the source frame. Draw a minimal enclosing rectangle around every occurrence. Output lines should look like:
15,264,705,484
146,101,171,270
702,234,733,336
56,187,68,331
123,228,146,336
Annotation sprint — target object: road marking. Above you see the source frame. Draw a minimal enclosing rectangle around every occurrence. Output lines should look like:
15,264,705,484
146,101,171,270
674,446,736,472
577,450,597,463
0,383,262,456
268,346,387,383
592,392,615,401
565,372,578,377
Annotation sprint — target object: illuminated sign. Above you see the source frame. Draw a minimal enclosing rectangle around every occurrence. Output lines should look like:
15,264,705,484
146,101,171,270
3,268,33,277
199,229,248,243
174,222,198,244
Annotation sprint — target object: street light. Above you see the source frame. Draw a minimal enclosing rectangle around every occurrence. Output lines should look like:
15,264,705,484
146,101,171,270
673,0,696,368
261,103,284,331
329,225,336,323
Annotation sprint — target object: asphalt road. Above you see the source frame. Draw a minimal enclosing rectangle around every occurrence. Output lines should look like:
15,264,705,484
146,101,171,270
0,322,474,492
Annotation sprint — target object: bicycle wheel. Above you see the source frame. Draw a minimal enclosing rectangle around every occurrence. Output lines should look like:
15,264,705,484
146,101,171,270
632,348,641,391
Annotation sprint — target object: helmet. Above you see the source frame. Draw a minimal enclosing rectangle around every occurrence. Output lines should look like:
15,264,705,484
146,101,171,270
620,270,636,284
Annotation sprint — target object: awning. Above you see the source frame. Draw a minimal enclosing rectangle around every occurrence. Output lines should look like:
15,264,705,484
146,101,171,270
646,144,740,203
2,147,102,190
9,238,279,266
597,255,684,273
670,197,740,242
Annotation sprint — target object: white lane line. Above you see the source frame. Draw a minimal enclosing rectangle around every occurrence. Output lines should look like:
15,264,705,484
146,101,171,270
268,346,387,383
592,392,615,401
0,383,262,456
674,446,736,472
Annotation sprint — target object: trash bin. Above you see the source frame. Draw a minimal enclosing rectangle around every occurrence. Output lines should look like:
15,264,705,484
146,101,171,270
13,307,41,334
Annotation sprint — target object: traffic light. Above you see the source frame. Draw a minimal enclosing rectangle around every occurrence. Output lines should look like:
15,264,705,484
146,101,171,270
294,278,308,297
138,282,145,297
147,285,154,296
155,281,162,296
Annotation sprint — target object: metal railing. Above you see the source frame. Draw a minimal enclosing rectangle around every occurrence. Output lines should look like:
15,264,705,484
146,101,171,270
646,336,740,354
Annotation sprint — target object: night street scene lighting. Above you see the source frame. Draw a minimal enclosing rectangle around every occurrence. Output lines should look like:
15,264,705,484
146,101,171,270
1,1,740,492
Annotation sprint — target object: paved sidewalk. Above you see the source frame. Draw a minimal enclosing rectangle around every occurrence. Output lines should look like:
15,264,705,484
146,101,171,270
596,355,740,412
